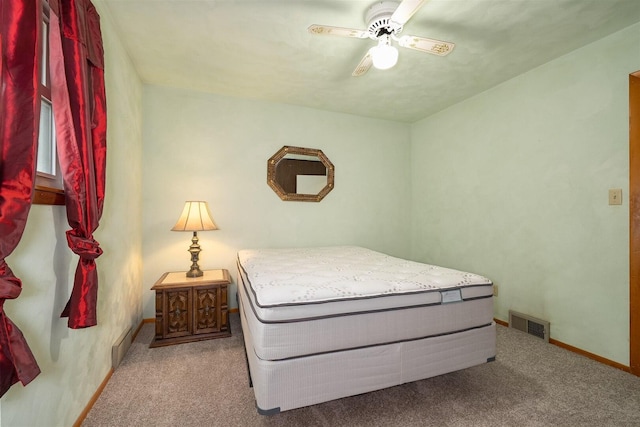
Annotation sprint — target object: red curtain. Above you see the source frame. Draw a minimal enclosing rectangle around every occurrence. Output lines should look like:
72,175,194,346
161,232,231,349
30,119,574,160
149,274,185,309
0,0,42,398
50,0,106,329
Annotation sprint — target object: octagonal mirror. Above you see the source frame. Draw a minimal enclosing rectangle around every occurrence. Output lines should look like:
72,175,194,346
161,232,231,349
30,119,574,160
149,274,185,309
267,146,335,202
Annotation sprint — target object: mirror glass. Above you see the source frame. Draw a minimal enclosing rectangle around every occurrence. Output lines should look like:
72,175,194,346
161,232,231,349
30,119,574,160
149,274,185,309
267,146,335,202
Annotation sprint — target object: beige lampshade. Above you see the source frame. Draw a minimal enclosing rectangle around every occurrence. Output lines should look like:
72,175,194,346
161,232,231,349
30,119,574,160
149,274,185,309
171,201,218,232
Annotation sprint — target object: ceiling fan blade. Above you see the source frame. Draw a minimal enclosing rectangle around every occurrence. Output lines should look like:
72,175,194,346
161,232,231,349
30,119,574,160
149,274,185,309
352,52,372,77
308,24,369,39
397,35,455,56
390,0,427,26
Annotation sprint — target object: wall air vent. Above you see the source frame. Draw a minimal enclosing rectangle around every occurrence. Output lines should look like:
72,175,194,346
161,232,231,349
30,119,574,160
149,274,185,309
509,310,550,342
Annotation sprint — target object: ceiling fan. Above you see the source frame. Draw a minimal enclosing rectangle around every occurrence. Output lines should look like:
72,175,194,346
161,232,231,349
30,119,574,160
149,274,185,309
308,0,455,76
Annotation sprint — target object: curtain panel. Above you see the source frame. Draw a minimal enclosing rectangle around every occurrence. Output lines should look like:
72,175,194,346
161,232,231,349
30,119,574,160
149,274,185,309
0,0,107,397
0,0,43,398
50,0,106,329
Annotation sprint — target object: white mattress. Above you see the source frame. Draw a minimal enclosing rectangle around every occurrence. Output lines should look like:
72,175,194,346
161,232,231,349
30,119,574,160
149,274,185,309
237,246,494,361
238,246,493,321
237,246,496,414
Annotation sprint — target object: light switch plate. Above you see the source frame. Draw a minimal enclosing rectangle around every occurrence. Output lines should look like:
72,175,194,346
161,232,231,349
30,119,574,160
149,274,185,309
609,188,622,205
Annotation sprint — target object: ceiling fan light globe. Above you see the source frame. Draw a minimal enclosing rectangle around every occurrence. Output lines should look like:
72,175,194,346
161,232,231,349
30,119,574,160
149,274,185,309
370,44,399,70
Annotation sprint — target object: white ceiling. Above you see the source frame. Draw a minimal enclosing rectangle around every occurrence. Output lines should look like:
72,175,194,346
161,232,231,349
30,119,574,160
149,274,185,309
101,0,640,123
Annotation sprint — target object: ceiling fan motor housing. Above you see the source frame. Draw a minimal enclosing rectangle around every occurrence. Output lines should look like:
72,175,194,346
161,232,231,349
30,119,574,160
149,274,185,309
365,1,402,38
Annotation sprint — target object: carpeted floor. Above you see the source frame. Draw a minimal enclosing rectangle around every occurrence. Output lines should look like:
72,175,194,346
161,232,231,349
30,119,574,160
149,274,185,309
82,314,640,426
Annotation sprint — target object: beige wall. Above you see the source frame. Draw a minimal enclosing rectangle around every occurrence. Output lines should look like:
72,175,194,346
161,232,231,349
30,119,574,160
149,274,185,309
140,85,413,318
411,22,640,365
0,1,144,425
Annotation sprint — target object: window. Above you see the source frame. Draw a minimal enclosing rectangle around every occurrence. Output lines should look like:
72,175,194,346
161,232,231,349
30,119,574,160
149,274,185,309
34,0,64,205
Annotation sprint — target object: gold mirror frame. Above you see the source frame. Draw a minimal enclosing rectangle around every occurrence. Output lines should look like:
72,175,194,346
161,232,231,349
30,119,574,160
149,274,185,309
267,146,335,202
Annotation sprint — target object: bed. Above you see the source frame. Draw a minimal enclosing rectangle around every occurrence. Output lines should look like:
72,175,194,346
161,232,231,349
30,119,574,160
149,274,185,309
236,246,496,414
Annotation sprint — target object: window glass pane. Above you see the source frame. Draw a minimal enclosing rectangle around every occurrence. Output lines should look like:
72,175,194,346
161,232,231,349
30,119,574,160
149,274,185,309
41,21,48,86
37,100,56,176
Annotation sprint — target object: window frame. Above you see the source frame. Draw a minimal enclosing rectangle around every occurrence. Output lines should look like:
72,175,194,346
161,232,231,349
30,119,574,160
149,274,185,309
34,0,64,206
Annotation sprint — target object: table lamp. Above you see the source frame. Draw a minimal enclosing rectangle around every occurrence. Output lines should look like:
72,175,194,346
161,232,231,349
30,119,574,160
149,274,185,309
171,201,218,277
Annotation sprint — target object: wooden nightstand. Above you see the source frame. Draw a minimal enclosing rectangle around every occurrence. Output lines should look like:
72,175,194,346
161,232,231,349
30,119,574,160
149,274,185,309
150,269,231,348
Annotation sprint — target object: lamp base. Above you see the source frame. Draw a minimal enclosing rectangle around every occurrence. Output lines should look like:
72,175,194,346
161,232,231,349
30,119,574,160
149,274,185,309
185,231,204,278
186,267,204,278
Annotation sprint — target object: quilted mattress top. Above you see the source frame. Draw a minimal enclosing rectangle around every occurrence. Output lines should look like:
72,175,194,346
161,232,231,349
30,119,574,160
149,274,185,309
237,246,492,308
